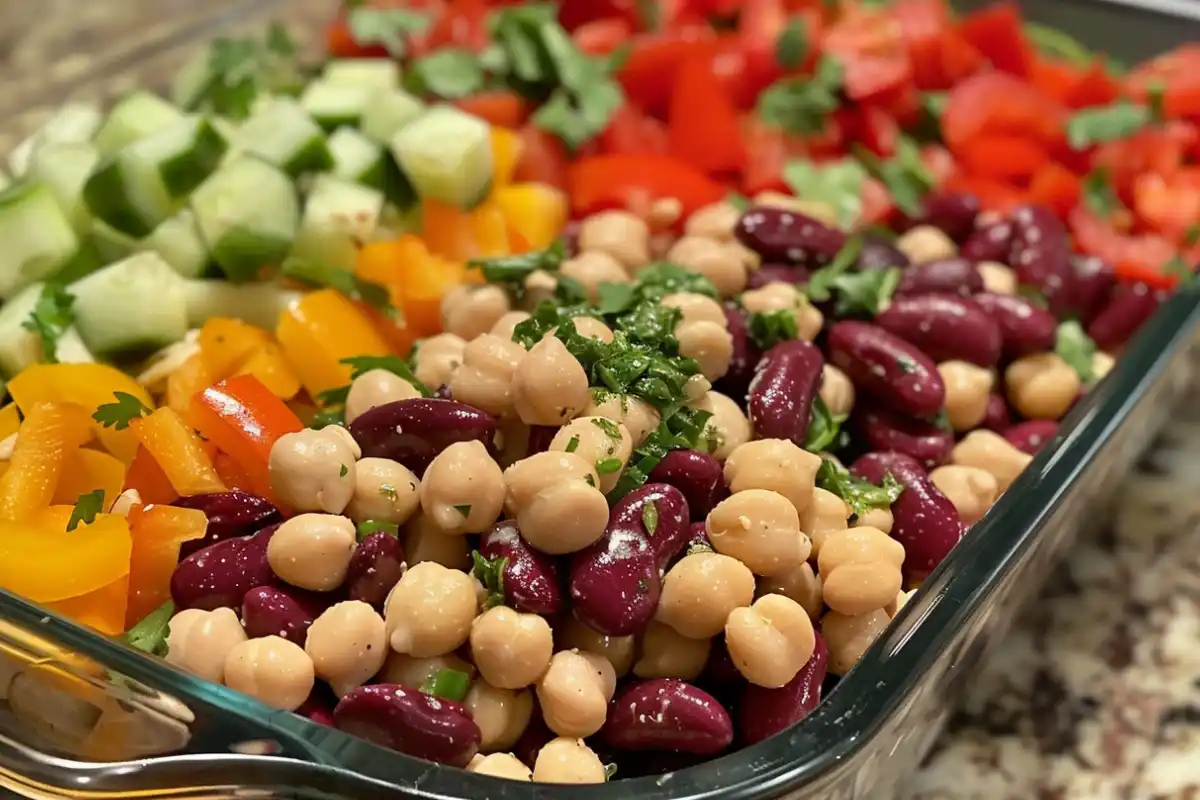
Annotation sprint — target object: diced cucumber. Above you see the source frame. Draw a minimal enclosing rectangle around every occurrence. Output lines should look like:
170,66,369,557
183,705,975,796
144,210,215,279
0,284,94,377
291,174,385,272
92,91,184,156
390,105,493,210
7,102,102,177
322,60,401,92
360,89,425,144
328,127,386,188
7,136,37,179
183,280,303,330
374,203,423,241
53,239,106,285
0,182,79,300
89,219,141,263
237,96,333,176
27,141,99,235
301,79,373,131
190,155,300,281
69,252,189,355
171,48,216,110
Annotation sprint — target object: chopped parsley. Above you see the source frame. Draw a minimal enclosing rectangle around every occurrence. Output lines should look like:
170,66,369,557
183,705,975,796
123,600,174,657
454,504,472,518
346,7,432,58
342,354,432,396
758,56,842,136
642,501,659,536
356,520,400,540
595,457,622,474
609,406,713,501
775,16,809,69
830,267,902,316
854,136,934,218
1055,320,1098,384
67,489,105,532
1066,101,1153,150
1025,22,1095,68
420,667,471,702
815,460,904,519
404,48,487,99
782,157,867,229
468,238,568,301
1082,168,1127,218
591,417,623,440
471,550,507,610
726,191,750,212
21,283,75,364
182,24,304,119
803,396,848,453
379,483,399,501
804,234,865,302
748,309,800,351
565,435,581,453
93,392,152,431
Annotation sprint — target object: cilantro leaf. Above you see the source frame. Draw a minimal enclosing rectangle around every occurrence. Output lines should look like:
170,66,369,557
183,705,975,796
1081,168,1126,218
1066,102,1152,150
775,16,809,70
595,282,637,316
782,158,867,229
854,136,934,218
185,28,305,119
831,267,902,317
757,56,843,135
405,49,486,99
347,7,432,58
609,406,713,501
469,239,567,300
803,396,848,452
534,82,624,152
748,310,799,350
341,354,432,397
123,600,174,657
67,489,105,532
805,234,864,302
356,520,399,540
308,405,347,429
815,460,904,519
1055,320,1097,384
471,550,507,610
281,259,399,318
21,283,75,364
632,262,719,300
93,392,152,431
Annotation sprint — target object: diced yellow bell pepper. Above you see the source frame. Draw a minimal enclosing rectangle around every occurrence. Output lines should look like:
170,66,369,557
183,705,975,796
45,574,130,636
0,404,19,441
52,449,126,510
0,403,93,522
236,341,302,400
276,288,391,398
422,198,511,262
198,318,272,378
495,182,569,251
166,354,218,417
0,507,132,603
490,126,524,187
126,505,207,627
131,408,225,497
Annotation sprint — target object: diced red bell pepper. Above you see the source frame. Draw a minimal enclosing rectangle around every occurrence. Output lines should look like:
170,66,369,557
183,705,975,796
669,55,747,175
1126,45,1200,121
569,154,726,221
601,105,670,156
1028,162,1082,219
512,124,571,189
920,143,959,187
454,92,531,129
618,27,719,115
325,16,390,59
956,134,1050,183
426,0,492,51
1132,169,1200,243
958,1,1032,77
941,71,1066,153
822,6,913,102
1093,122,1199,206
860,177,895,226
1069,205,1180,289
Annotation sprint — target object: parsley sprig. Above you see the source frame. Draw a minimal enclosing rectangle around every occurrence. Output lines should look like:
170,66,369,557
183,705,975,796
609,406,714,501
471,551,507,610
67,489,105,532
179,24,303,119
468,239,568,300
815,460,904,520
93,392,152,431
22,283,75,364
758,56,843,136
123,600,174,656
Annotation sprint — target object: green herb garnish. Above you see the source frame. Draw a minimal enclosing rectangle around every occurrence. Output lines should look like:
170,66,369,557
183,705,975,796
342,354,432,396
469,238,567,301
775,16,809,69
815,460,904,519
93,392,152,431
803,396,848,453
21,283,75,364
1067,102,1153,150
1055,320,1097,384
281,260,399,319
565,435,581,453
356,520,400,541
758,56,842,136
67,489,105,532
782,158,866,230
471,550,507,610
595,457,622,474
339,463,349,478
854,136,934,218
123,600,174,657
420,668,471,702
405,49,486,99
748,309,799,351
454,504,472,518
805,234,865,301
347,7,432,58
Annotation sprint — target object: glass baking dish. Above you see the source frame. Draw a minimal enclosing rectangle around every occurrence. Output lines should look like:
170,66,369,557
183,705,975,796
3,0,1200,797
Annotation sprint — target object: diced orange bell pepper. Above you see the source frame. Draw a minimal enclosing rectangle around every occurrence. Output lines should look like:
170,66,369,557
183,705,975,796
125,505,207,627
198,318,272,378
0,405,19,441
52,449,126,510
490,126,524,187
0,506,132,603
166,353,218,417
422,198,512,262
6,364,155,464
213,450,255,492
46,575,130,636
276,289,391,399
360,304,419,358
494,183,569,251
357,237,465,338
235,342,302,401
123,445,179,505
0,403,93,522
131,408,226,497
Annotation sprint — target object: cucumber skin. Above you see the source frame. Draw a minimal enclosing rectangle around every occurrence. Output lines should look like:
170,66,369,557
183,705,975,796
69,253,189,355
282,137,335,177
158,118,229,198
381,155,419,210
209,226,294,283
83,158,156,238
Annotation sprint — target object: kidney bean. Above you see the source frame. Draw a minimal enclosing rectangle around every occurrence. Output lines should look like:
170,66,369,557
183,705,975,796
875,293,1003,367
700,637,742,688
333,684,481,766
971,292,1058,359
982,393,1012,432
348,398,498,476
171,490,281,560
297,688,337,727
894,258,983,298
480,520,564,615
1087,281,1165,351
170,525,277,611
1008,205,1074,300
739,633,829,746
734,206,847,267
526,425,559,456
1053,255,1116,324
687,522,711,551
747,263,811,290
344,532,407,611
241,586,331,645
851,403,954,469
960,219,1014,263
713,304,762,402
570,484,690,636
827,322,945,417
1003,420,1059,455
747,339,825,446
602,679,733,756
649,449,726,521
920,192,980,244
561,220,581,257
851,452,960,580
513,705,554,769
856,233,910,271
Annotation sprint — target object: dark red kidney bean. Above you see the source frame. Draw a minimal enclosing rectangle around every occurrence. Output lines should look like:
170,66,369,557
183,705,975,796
856,233,910,271
513,705,554,769
1087,281,1165,351
344,532,407,611
349,398,498,476
1008,205,1073,300
875,293,1003,367
297,688,336,727
602,679,733,756
171,490,280,560
241,585,328,645
747,339,825,446
480,520,564,615
570,485,690,635
851,403,954,470
827,322,945,417
747,263,810,289
687,522,710,551
713,304,762,402
170,525,277,611
1053,255,1116,324
526,425,558,456
561,220,581,257
971,292,1058,359
960,219,1015,263
740,633,829,746
649,449,726,521
333,684,480,767
1003,420,1059,455
894,258,983,298
920,192,980,244
734,206,847,267
700,637,742,688
851,452,961,580
982,393,1012,432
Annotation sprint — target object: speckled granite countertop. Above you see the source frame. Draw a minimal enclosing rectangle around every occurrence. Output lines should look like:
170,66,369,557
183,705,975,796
6,3,1200,798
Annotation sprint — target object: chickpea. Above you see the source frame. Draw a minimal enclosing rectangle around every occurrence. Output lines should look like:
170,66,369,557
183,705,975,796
726,594,816,688
676,320,734,381
564,316,615,344
684,201,740,242
689,391,750,460
820,365,855,417
578,210,650,273
632,620,711,680
666,236,748,297
378,652,475,688
164,608,247,683
724,439,822,516
304,601,387,696
533,737,607,784
1093,351,1115,381
511,336,590,426
559,252,631,303
648,197,683,231
817,527,906,577
490,310,532,341
267,513,357,592
740,282,824,341
707,490,811,578
464,681,534,753
757,562,823,621
656,551,755,639
950,429,1032,493
495,416,532,468
449,334,526,416
662,292,727,327
1005,353,1081,420
939,361,995,432
518,480,611,554
469,752,533,781
401,512,471,570
419,441,505,535
929,465,998,525
822,560,903,616
223,636,314,711
413,333,466,390
977,261,1017,295
522,270,558,309
344,457,420,525
684,373,712,402
583,392,660,446
503,451,598,513
549,416,633,494
896,224,957,264
556,616,635,678
385,561,478,657
821,609,890,676
441,285,512,341
470,606,554,689
268,427,360,515
537,650,616,738
855,506,894,534
344,369,421,425
800,488,851,559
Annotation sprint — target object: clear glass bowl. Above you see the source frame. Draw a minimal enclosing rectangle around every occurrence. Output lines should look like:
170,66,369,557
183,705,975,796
2,1,1200,797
